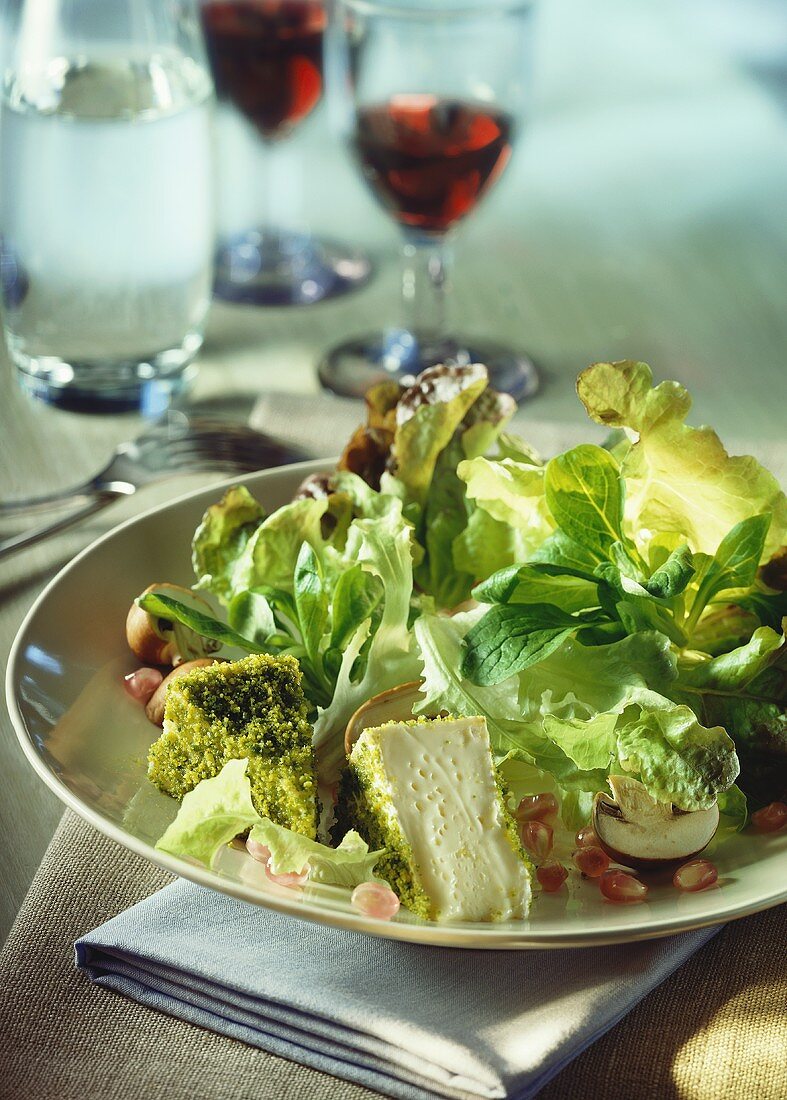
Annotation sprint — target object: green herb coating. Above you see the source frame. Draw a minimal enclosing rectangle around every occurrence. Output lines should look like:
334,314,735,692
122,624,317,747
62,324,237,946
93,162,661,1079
147,653,318,838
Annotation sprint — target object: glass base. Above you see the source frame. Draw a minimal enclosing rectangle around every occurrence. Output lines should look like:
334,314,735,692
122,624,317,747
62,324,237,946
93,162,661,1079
213,229,372,306
318,330,539,400
12,335,201,415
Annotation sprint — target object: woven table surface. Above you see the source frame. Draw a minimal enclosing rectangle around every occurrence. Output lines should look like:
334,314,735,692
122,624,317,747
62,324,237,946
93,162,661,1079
0,810,785,1100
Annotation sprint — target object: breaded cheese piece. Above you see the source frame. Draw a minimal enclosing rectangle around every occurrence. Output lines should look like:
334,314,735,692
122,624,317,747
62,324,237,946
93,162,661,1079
346,715,532,922
148,653,318,838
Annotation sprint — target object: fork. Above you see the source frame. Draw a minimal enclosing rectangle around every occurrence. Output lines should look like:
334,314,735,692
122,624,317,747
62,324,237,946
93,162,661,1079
0,412,308,560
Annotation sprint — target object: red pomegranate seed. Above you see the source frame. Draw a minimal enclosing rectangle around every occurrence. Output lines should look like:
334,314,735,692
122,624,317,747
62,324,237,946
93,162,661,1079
536,861,568,892
519,819,554,862
575,825,599,849
673,858,718,892
572,845,610,878
600,869,649,903
751,802,787,833
515,793,559,824
123,667,163,703
351,881,401,919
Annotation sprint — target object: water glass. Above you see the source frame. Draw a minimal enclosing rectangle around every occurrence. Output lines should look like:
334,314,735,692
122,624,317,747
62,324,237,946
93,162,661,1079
0,0,215,412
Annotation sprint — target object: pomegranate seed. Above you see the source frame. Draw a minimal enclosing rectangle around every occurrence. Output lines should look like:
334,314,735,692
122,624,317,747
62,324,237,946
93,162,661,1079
515,793,559,824
245,837,272,864
519,819,554,862
351,881,400,920
600,869,649,903
751,802,787,833
265,865,309,887
123,667,163,703
575,825,599,849
246,837,308,886
536,861,568,892
572,845,610,878
673,858,718,892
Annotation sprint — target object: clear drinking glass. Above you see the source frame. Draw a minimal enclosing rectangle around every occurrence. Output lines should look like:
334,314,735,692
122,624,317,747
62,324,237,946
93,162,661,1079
201,0,371,305
0,0,215,412
318,0,538,399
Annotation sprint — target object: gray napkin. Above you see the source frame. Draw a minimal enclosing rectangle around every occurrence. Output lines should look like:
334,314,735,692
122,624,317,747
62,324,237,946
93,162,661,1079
76,879,718,1100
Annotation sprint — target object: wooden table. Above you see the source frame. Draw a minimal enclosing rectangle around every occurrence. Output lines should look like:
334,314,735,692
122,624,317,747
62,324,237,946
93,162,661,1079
2,0,787,947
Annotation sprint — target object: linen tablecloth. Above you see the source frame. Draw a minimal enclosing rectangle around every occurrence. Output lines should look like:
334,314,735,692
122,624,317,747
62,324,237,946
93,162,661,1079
1,810,785,1100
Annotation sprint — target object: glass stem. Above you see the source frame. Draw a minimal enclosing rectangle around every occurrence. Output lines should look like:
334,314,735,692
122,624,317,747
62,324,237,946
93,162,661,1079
400,234,452,342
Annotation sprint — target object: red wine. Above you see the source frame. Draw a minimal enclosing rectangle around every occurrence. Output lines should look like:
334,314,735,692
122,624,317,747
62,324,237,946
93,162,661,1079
201,0,325,140
354,95,513,234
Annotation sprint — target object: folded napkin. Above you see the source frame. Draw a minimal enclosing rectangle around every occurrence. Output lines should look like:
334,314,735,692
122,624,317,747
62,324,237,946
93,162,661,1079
76,879,718,1100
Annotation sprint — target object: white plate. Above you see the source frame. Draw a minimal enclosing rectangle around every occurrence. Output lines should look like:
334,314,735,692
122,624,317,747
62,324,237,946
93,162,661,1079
7,460,787,948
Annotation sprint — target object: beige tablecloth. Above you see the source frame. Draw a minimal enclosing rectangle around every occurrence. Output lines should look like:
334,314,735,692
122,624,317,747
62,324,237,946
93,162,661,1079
0,810,785,1100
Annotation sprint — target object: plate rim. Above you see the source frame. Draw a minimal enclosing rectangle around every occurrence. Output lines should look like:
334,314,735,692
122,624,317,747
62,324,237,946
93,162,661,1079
7,461,787,949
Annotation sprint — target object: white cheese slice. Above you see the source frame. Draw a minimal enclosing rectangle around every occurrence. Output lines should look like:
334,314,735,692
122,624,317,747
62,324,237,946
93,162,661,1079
360,716,531,922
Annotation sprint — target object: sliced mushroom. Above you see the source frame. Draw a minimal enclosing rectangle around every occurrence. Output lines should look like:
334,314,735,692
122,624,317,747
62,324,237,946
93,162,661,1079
145,658,218,726
593,775,719,870
344,681,432,758
126,583,220,666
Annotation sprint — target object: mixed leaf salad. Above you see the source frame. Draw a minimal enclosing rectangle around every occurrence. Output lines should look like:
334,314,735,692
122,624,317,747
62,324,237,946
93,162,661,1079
130,361,786,919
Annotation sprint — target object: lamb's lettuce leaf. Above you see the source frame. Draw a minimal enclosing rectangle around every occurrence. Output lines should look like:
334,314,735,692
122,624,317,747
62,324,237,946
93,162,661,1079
544,444,626,562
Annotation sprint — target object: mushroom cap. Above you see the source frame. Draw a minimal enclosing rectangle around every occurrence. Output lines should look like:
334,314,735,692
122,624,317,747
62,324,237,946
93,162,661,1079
126,583,215,666
145,658,218,726
592,775,720,869
344,681,429,758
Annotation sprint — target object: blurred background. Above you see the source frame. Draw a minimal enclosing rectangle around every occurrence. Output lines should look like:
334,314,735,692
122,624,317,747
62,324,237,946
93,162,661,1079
2,0,786,493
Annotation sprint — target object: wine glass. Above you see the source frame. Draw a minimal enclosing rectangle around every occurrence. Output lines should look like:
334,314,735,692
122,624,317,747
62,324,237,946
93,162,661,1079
318,0,538,398
201,0,371,305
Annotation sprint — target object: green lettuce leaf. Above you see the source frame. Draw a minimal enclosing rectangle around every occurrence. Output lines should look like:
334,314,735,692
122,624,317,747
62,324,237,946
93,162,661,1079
456,456,554,554
462,603,593,685
156,758,261,866
677,627,785,693
541,712,618,772
138,591,265,655
615,702,739,810
544,444,626,562
577,360,787,559
192,485,266,605
389,365,487,505
452,505,529,582
249,821,384,886
312,503,422,778
234,498,331,593
473,562,600,613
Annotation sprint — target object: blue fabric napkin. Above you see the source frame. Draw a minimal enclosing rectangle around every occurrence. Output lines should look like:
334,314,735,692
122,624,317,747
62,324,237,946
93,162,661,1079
76,879,719,1100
